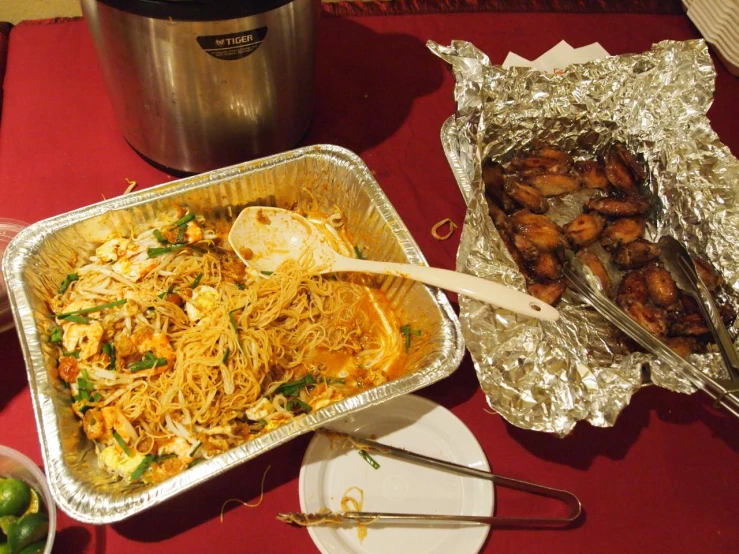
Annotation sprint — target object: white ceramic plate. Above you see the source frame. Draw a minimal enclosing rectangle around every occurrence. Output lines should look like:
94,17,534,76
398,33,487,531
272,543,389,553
299,394,493,554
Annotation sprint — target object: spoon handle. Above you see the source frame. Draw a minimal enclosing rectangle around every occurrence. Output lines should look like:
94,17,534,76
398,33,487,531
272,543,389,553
333,257,559,321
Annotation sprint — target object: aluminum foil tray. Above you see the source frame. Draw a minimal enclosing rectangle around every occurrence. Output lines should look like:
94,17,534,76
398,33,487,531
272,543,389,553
433,39,739,436
3,145,465,523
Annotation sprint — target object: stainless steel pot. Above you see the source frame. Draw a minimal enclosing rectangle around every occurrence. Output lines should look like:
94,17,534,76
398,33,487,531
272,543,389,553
81,0,321,173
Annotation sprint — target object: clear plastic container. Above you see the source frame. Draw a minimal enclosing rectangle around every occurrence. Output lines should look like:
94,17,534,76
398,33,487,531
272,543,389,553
0,445,56,554
0,218,29,334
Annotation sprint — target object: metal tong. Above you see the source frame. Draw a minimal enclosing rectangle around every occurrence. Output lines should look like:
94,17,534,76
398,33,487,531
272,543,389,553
563,249,739,418
658,236,739,386
277,429,582,529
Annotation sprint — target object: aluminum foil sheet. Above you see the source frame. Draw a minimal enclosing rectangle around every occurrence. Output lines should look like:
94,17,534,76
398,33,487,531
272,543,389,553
428,39,739,435
2,145,464,523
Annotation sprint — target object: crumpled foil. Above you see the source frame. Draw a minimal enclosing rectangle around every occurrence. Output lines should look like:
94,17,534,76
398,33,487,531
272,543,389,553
427,39,739,435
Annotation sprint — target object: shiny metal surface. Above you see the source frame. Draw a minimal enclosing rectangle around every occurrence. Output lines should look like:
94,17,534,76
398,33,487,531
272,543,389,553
2,145,465,523
279,429,582,529
563,254,739,419
659,236,739,383
81,0,320,173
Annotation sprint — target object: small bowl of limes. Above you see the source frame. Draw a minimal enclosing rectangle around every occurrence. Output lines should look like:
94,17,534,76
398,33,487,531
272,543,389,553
0,446,55,554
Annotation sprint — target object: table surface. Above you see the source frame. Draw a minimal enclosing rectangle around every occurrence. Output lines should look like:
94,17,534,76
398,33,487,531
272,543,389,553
1,10,738,554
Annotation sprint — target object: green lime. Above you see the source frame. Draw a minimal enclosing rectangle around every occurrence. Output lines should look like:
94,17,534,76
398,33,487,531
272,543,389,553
21,490,39,517
19,540,47,554
0,479,32,518
6,512,48,553
0,514,16,536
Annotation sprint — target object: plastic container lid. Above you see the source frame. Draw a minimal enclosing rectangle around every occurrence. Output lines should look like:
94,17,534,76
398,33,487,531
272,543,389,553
0,218,29,334
97,0,296,21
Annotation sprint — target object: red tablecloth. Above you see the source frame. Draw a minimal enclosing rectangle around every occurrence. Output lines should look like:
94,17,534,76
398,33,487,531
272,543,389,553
1,11,738,554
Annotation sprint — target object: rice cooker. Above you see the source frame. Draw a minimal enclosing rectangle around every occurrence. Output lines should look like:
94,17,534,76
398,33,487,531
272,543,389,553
81,0,321,173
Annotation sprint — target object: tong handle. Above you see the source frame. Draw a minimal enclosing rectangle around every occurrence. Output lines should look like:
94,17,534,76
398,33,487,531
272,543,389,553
317,429,582,528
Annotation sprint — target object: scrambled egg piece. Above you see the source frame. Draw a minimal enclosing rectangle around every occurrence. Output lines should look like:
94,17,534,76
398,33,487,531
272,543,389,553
185,285,220,323
98,444,147,479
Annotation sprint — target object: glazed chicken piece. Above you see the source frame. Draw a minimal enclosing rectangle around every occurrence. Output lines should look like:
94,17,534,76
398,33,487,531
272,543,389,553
486,197,509,228
574,160,609,190
526,251,562,282
576,249,612,296
644,264,680,308
510,232,540,262
619,297,669,336
664,336,699,358
613,142,648,182
508,143,573,176
600,217,645,250
497,227,526,270
525,173,581,197
670,312,710,337
483,159,517,213
504,177,549,214
693,257,723,292
616,270,649,305
604,144,640,195
585,196,651,217
612,239,660,269
564,213,606,248
527,280,567,305
509,210,566,252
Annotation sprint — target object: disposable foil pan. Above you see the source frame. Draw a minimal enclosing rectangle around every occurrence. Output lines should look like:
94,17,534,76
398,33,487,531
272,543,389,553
432,39,739,436
2,145,465,524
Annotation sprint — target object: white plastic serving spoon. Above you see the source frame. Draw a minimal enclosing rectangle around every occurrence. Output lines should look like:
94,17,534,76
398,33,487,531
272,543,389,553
228,207,559,322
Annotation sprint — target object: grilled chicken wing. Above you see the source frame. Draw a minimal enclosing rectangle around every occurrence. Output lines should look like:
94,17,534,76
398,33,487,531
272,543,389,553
585,197,651,217
508,143,573,176
574,160,609,190
511,232,540,262
576,249,612,295
486,197,508,228
664,336,699,358
483,159,517,213
613,142,648,182
693,257,723,292
526,251,562,281
669,312,710,337
644,264,679,308
604,145,638,195
564,213,606,248
509,210,566,252
617,270,649,305
504,177,549,213
600,217,645,250
527,280,567,305
612,239,660,269
526,173,581,197
619,297,669,336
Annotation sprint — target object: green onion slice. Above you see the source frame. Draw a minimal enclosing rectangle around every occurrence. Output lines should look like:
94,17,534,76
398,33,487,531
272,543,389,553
59,273,79,294
147,244,185,258
57,299,127,319
113,430,132,457
131,454,155,480
190,272,204,288
358,449,380,470
128,351,168,372
152,229,169,245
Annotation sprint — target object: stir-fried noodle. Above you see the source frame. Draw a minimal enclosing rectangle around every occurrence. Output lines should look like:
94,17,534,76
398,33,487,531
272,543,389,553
47,209,405,483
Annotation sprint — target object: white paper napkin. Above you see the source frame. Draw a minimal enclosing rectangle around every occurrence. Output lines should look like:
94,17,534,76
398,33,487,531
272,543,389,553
502,40,610,73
